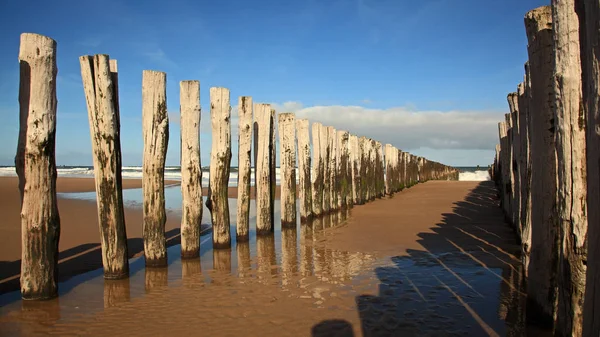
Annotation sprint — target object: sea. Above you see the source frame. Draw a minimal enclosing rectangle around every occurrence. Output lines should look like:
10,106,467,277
0,165,490,184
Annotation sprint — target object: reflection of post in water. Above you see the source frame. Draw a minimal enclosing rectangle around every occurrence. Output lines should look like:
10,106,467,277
213,248,232,274
281,228,298,286
182,258,202,288
300,222,314,277
104,278,131,308
501,263,526,335
312,215,324,233
19,299,61,335
237,242,252,279
256,235,277,283
145,267,168,292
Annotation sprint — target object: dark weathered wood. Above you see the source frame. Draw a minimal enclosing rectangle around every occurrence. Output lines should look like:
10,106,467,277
209,87,232,249
524,6,558,326
80,54,129,279
551,0,588,335
577,0,600,335
278,113,297,227
180,80,202,258
322,126,332,213
236,96,252,242
297,119,312,221
142,70,169,267
311,122,324,217
269,108,277,231
18,33,60,300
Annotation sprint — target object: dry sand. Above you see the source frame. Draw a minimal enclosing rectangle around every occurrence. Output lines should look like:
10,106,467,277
0,180,538,336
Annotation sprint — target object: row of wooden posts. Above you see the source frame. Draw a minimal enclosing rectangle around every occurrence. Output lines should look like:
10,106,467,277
492,2,599,336
16,32,458,301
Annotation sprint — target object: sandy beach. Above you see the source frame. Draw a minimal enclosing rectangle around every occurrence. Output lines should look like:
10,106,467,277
0,180,536,336
0,176,282,295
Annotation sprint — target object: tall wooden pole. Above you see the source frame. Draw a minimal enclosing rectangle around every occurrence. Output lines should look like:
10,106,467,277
350,134,360,205
236,96,252,242
311,122,323,217
80,54,129,279
269,108,277,231
209,87,232,248
278,113,297,227
322,126,331,213
328,126,337,211
255,103,273,234
180,80,202,258
18,33,60,299
142,70,169,267
525,6,559,325
297,119,312,221
551,1,588,334
577,0,600,335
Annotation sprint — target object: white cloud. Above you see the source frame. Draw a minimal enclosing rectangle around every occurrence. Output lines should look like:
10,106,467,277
270,101,503,152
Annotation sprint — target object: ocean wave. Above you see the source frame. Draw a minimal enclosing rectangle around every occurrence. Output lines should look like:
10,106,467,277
458,170,490,181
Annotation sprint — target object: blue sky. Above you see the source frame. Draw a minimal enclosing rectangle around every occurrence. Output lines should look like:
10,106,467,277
0,0,549,167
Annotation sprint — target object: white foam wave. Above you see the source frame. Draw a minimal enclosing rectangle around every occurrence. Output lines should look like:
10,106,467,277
458,170,490,181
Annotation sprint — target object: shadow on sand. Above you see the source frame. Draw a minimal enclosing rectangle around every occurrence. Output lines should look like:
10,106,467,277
314,181,548,336
0,226,210,298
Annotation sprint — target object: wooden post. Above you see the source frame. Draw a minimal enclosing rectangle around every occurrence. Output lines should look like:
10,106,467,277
311,122,323,217
209,87,232,249
297,119,312,221
337,130,350,208
80,54,129,279
349,134,361,205
322,126,331,213
279,113,297,227
142,70,169,267
359,137,368,203
344,133,353,208
525,6,558,325
17,33,60,299
508,92,522,239
328,126,337,211
180,80,202,258
376,141,384,197
552,1,588,334
498,121,510,217
520,63,534,275
255,103,273,234
384,144,392,195
236,96,252,242
575,1,600,335
269,108,277,231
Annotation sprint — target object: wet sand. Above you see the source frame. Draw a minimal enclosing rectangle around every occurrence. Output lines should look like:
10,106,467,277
0,176,278,295
0,180,541,336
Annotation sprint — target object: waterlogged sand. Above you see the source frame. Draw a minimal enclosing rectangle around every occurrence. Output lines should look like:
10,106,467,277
0,180,537,336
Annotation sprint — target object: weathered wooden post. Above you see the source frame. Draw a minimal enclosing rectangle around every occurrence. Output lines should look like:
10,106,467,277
209,87,232,248
384,144,392,195
311,122,324,217
269,108,277,230
508,92,521,238
321,126,331,213
359,137,368,203
525,6,558,325
505,112,515,222
180,80,202,258
80,54,129,279
255,103,273,234
337,130,350,208
17,33,61,299
519,64,534,274
279,113,297,227
236,96,252,242
297,119,312,221
142,70,169,267
576,1,600,335
498,121,510,217
349,134,361,205
329,126,338,211
552,1,588,334
376,141,384,197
